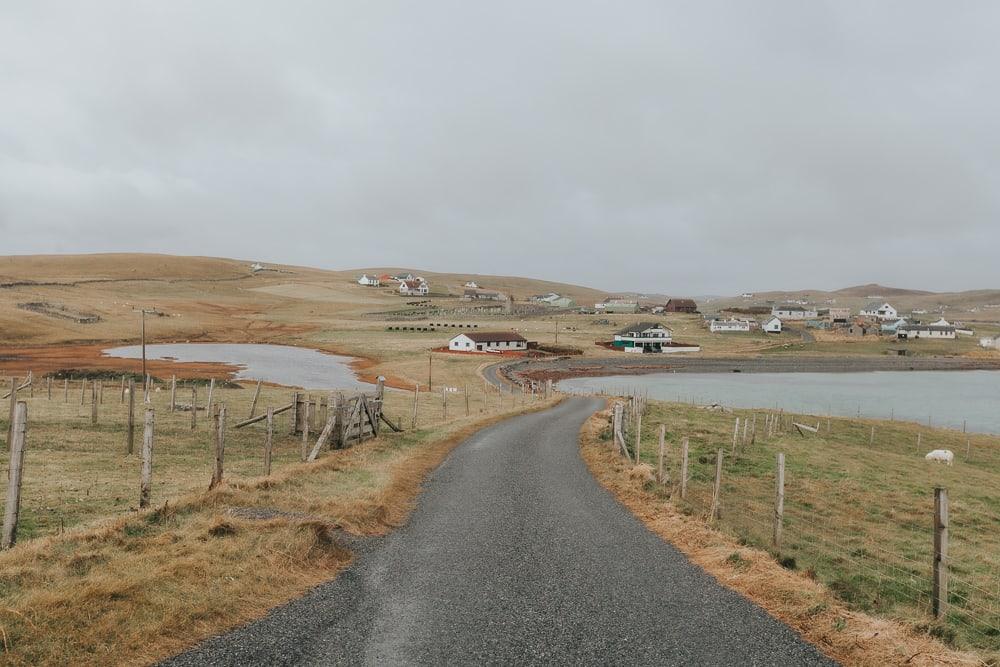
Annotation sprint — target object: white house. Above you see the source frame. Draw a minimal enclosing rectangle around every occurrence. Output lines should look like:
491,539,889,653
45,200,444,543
897,323,956,340
771,305,818,320
710,318,752,333
762,316,782,333
357,274,380,287
613,322,673,353
448,331,528,353
860,302,898,321
463,281,479,289
399,280,429,296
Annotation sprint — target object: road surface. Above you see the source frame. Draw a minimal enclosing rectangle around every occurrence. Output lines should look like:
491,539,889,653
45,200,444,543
165,397,833,666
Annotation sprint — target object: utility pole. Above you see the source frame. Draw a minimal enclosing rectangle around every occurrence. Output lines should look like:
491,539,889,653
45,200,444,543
133,307,156,382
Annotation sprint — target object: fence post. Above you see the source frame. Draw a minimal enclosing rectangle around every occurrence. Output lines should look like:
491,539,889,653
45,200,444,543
732,418,740,454
99,380,104,404
680,437,689,499
90,382,98,425
209,404,226,489
81,378,87,405
264,407,274,475
869,426,874,447
170,375,177,412
442,387,448,420
65,377,69,402
120,375,125,403
248,378,262,418
933,487,949,620
411,384,419,429
190,387,198,430
300,399,311,461
47,376,52,400
206,379,215,422
657,424,666,484
710,448,723,521
1,401,27,549
773,452,785,551
126,377,136,455
139,408,155,508
465,384,470,416
634,411,642,463
6,376,17,448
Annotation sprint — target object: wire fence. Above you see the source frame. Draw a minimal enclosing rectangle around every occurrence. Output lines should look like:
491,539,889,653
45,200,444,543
611,395,1000,655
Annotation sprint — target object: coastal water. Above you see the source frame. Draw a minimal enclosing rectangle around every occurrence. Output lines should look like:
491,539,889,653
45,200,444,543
102,343,366,390
559,370,1000,434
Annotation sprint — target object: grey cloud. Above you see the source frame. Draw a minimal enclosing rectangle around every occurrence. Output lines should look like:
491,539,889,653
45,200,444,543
2,1,999,292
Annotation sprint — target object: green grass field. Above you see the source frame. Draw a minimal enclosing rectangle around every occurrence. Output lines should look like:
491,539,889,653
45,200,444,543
621,400,1000,654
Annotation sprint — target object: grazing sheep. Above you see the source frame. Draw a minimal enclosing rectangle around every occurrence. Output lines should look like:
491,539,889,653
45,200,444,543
925,449,954,465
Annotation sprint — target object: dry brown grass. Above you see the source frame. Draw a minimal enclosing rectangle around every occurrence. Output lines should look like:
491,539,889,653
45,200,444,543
579,406,983,667
0,393,561,665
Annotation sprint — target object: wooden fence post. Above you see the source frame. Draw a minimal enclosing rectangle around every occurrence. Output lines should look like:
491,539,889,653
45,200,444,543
442,387,448,420
248,378,262,418
47,376,52,400
680,438,689,499
634,410,642,464
170,375,177,412
206,379,215,421
657,424,666,484
65,377,69,402
773,452,785,551
732,418,740,455
209,404,226,489
933,487,949,620
264,407,274,475
120,375,125,403
300,399,311,461
190,387,198,430
99,380,104,404
465,384,470,416
710,448,723,521
1,402,27,549
139,408,155,508
411,384,419,429
90,382,98,425
6,376,17,449
81,378,87,405
126,377,136,455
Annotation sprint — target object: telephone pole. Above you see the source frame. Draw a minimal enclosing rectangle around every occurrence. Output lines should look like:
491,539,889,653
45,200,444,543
133,308,156,380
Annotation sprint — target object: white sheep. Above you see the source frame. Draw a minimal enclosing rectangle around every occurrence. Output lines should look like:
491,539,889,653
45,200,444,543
925,449,954,465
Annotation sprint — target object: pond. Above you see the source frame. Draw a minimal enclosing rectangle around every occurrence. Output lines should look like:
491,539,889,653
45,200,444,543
559,370,1000,435
102,343,367,390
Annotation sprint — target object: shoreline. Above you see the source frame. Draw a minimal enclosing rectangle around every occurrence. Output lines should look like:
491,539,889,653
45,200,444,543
506,354,1000,383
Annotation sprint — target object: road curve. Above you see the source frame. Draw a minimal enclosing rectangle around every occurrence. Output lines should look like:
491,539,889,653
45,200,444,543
164,397,833,666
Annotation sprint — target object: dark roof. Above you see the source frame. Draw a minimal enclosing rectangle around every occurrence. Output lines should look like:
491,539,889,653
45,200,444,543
899,324,955,332
456,331,527,343
616,322,669,335
665,298,697,307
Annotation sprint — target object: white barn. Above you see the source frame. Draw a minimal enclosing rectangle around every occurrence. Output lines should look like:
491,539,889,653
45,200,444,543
449,332,528,353
710,318,752,333
762,316,782,333
897,324,956,340
357,274,380,287
860,302,898,321
399,280,429,296
771,305,818,320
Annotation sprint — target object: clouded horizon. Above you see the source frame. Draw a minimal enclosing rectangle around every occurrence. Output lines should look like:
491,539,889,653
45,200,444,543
2,2,998,295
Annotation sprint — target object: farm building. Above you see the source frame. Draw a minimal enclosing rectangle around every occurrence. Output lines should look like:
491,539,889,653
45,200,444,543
612,322,673,353
664,298,698,313
357,274,380,287
709,318,752,333
762,316,782,333
848,322,877,337
827,307,851,324
881,318,909,334
771,305,818,320
897,324,956,340
463,281,479,289
399,280,429,296
462,288,506,301
595,300,638,314
860,302,898,321
448,331,528,353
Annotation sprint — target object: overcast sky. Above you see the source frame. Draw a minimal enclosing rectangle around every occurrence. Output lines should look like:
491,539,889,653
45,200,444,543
2,2,998,294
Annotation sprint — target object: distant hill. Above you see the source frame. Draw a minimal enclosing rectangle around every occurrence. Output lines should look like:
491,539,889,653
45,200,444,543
832,284,935,298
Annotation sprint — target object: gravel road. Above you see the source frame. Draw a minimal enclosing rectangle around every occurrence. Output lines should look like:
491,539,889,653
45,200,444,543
164,398,834,666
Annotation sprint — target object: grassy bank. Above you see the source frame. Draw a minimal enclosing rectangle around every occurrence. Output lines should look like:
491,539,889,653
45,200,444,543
609,399,1000,657
0,383,558,664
